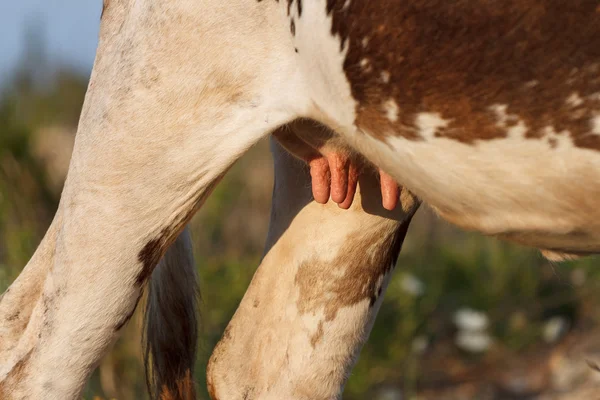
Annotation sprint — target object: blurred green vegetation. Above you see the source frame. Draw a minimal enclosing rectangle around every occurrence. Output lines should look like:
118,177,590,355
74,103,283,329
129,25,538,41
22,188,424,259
1,42,600,400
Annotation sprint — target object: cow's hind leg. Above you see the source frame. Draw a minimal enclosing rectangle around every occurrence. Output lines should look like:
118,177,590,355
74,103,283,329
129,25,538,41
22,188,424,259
0,89,290,399
0,0,302,397
207,138,419,400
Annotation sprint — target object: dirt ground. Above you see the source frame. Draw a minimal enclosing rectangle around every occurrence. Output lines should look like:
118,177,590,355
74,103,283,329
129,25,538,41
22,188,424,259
413,327,600,399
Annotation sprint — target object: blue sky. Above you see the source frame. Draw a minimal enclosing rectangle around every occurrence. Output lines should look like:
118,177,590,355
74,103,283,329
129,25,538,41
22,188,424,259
0,0,102,82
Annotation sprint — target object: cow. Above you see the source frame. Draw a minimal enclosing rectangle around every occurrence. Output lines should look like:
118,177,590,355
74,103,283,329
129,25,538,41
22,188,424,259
1,0,599,398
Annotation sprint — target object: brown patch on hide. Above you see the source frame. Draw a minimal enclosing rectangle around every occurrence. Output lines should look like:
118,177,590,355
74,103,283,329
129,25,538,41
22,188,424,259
137,237,165,286
159,369,196,400
136,173,225,286
284,0,303,17
0,349,33,398
295,216,413,322
138,176,224,400
357,106,422,141
326,0,600,149
310,321,325,348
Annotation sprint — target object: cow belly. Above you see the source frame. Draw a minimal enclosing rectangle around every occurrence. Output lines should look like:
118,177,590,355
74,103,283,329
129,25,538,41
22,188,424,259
280,0,600,253
351,128,600,253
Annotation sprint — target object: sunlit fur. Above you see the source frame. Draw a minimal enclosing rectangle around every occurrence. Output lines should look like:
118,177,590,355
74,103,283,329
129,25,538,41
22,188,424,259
1,0,599,398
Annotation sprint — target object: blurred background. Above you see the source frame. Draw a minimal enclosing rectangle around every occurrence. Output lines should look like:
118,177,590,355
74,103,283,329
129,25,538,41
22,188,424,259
2,3,600,400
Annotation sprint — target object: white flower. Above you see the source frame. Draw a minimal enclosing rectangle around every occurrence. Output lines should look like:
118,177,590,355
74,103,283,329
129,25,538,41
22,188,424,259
453,308,489,332
411,335,428,354
455,330,493,353
543,316,569,343
376,387,403,400
400,273,424,296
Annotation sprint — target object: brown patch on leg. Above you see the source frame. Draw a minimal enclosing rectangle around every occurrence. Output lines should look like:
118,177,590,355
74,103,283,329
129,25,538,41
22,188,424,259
310,321,324,348
136,228,189,286
136,173,225,287
136,176,225,399
0,349,33,398
137,237,166,286
295,212,414,321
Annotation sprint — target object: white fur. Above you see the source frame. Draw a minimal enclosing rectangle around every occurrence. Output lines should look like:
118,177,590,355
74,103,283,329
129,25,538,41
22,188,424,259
291,0,357,128
383,99,400,123
592,115,600,135
415,112,451,140
2,0,600,398
1,0,306,397
380,70,390,83
490,104,528,138
566,92,584,107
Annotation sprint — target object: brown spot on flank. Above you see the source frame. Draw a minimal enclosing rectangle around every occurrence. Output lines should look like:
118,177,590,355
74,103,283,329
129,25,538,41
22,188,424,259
328,1,600,148
295,216,413,321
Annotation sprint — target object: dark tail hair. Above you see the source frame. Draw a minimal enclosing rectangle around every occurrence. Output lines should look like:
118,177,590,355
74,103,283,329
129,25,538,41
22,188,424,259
142,227,199,400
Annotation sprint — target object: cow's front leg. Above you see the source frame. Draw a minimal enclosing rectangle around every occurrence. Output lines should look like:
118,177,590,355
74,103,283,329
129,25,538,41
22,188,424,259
0,0,301,398
207,138,420,400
